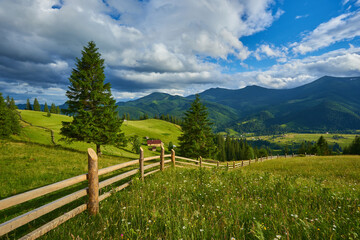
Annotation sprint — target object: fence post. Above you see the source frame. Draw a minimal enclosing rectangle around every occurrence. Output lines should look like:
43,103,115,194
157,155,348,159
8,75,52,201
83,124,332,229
160,145,164,171
292,153,294,157
233,161,235,169
217,161,219,168
277,154,279,159
249,158,251,166
171,149,176,167
139,147,144,181
199,156,202,168
285,153,287,158
227,162,229,170
241,160,244,167
87,148,99,216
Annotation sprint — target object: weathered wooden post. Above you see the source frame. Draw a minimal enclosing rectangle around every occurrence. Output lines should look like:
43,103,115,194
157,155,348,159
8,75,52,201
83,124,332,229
233,161,235,169
256,157,258,162
87,148,99,216
217,161,219,168
199,156,202,168
171,149,176,167
292,153,294,157
139,147,144,181
160,145,165,171
241,160,244,167
261,157,263,162
227,162,229,170
266,155,268,160
277,154,279,159
249,158,251,165
285,153,287,158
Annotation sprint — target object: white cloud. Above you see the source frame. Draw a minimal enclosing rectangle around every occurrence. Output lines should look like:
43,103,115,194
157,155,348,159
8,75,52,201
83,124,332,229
254,44,287,61
228,46,360,89
292,11,360,54
295,14,309,19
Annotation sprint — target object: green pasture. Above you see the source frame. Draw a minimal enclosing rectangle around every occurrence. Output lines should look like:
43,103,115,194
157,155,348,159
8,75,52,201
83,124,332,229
38,155,360,240
254,133,357,148
12,110,181,159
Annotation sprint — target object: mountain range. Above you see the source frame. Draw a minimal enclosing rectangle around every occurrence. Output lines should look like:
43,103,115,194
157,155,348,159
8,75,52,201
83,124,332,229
116,76,360,134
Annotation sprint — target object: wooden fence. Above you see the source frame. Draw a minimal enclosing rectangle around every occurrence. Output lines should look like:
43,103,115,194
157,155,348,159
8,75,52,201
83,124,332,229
0,147,297,239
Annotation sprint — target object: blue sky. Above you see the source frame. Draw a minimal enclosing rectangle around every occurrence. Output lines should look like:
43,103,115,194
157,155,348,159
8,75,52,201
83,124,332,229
0,0,360,104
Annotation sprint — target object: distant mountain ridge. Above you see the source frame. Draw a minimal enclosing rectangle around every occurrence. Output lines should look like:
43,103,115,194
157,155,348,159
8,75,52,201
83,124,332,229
115,76,360,134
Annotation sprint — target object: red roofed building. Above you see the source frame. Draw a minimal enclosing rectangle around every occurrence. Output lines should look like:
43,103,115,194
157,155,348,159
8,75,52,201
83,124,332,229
147,140,162,147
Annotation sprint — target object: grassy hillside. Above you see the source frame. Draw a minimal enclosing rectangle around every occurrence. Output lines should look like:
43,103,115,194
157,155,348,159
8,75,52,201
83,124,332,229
36,155,360,239
12,110,182,159
256,133,357,148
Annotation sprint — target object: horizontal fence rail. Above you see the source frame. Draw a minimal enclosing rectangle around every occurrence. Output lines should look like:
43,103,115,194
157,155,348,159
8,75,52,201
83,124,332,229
0,143,301,239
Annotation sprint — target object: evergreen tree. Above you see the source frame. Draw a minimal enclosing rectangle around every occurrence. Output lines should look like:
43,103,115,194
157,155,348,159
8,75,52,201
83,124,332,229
33,98,41,111
178,94,215,158
26,99,32,110
44,102,49,113
50,103,56,113
343,136,360,155
0,93,20,138
9,98,17,110
316,136,330,155
60,41,126,155
56,106,61,114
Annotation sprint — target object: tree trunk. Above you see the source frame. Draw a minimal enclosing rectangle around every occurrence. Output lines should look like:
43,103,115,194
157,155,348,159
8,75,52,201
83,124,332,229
96,144,102,156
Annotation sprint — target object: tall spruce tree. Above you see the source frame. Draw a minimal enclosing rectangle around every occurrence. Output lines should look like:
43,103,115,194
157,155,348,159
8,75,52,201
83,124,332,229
56,106,61,114
61,41,125,155
178,94,215,158
50,103,56,113
44,102,49,113
33,98,41,111
26,99,32,110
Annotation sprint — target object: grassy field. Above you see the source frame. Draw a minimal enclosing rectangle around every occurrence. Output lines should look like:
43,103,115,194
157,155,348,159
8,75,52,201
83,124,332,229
12,110,182,159
2,155,352,240
254,133,358,148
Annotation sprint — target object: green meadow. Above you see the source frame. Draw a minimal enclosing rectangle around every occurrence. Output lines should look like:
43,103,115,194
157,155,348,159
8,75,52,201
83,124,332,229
39,156,360,240
12,110,181,159
255,133,357,148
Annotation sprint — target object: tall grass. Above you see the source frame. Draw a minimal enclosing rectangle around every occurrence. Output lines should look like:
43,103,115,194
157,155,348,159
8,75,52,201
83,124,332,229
40,156,360,240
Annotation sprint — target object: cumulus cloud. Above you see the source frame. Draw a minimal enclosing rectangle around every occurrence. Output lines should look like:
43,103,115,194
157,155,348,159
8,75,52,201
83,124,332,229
227,46,360,89
0,0,285,102
292,11,360,54
254,44,287,60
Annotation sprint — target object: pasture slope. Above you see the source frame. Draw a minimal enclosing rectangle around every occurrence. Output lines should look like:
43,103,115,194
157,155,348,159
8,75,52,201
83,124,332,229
13,110,181,159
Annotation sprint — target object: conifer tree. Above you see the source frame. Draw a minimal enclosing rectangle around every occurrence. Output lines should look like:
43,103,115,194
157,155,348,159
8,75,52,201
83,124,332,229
0,93,20,138
56,106,61,114
44,102,49,113
61,41,125,155
26,99,32,110
33,98,41,111
9,98,17,110
178,94,215,158
50,103,56,113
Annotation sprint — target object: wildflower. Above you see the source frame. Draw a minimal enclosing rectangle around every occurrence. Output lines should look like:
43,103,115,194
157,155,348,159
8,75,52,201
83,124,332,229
121,233,124,238
123,207,126,209
317,228,320,231
149,220,152,223
276,235,281,239
200,229,204,232
183,226,186,229
127,222,131,225
231,237,236,240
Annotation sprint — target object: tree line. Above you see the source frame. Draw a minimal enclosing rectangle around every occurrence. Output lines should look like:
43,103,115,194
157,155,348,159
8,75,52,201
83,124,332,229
25,98,61,115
